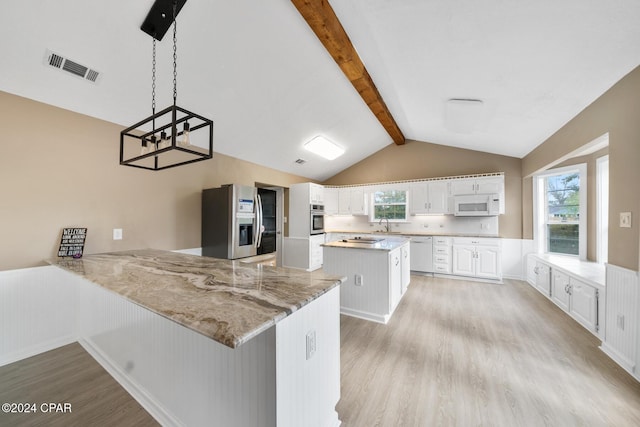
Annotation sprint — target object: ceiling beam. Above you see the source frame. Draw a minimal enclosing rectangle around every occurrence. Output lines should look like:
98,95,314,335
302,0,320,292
291,0,406,145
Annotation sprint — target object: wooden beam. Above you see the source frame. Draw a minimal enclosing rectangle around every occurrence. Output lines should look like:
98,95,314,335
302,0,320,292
291,0,406,145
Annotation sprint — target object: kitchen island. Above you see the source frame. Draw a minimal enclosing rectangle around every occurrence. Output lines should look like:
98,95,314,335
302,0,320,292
49,249,344,427
322,237,410,324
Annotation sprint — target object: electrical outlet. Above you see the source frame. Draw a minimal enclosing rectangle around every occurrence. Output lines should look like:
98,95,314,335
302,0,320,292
306,330,316,360
354,274,363,286
113,228,123,240
423,223,429,228
620,212,632,228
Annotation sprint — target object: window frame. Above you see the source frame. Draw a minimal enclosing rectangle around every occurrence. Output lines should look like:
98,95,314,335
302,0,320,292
370,187,409,223
533,163,587,259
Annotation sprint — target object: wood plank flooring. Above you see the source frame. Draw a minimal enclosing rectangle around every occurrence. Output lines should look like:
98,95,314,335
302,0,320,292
1,275,640,426
337,275,640,426
0,343,158,427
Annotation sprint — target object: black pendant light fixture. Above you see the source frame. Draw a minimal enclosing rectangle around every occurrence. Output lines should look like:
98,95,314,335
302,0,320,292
120,0,213,171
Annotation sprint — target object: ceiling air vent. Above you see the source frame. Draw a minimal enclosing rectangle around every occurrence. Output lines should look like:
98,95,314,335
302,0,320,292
44,49,101,84
295,158,307,164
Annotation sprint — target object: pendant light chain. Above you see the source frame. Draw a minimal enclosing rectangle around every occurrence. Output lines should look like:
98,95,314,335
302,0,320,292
152,37,157,114
172,1,178,105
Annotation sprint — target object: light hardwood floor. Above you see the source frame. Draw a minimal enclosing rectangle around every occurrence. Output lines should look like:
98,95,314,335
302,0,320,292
337,275,640,426
1,275,640,426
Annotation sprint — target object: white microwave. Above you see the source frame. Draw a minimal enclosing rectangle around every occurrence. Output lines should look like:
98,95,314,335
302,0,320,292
454,194,500,217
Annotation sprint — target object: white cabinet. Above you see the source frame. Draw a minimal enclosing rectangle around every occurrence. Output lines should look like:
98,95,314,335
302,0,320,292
389,248,403,312
401,244,411,293
336,187,368,215
552,269,571,311
282,235,324,271
309,183,324,204
450,176,503,196
527,255,602,336
409,181,449,215
569,277,598,332
324,188,339,215
452,238,502,280
533,261,551,296
432,236,452,274
289,183,324,237
350,188,367,215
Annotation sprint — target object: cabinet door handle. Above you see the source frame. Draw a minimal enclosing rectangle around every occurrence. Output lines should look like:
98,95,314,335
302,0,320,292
395,257,400,266
534,266,539,274
568,285,572,296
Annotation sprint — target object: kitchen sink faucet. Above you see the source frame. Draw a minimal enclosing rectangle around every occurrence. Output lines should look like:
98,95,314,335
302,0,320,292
379,217,391,233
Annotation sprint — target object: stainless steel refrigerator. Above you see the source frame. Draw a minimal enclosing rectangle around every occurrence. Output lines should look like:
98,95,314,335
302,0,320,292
202,184,263,260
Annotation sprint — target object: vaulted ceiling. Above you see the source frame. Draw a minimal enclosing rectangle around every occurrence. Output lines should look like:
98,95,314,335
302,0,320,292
1,1,639,180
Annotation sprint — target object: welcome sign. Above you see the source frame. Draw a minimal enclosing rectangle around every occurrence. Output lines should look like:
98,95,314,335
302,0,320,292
58,228,87,258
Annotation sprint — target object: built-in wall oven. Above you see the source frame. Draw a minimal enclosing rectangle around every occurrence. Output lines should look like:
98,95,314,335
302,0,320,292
310,204,325,235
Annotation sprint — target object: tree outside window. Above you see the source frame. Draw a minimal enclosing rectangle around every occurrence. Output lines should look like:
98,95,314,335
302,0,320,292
372,189,407,221
546,172,580,255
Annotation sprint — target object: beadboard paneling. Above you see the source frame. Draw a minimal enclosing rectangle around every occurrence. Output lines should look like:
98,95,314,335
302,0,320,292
74,274,277,427
602,263,639,375
0,266,76,366
276,286,341,427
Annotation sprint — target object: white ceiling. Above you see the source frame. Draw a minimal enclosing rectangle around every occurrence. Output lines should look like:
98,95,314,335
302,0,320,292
1,1,639,181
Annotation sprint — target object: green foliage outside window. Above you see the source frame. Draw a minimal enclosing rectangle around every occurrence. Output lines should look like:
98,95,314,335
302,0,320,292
373,189,407,221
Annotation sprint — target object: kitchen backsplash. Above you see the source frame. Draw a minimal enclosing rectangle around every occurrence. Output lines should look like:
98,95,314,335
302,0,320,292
324,214,499,236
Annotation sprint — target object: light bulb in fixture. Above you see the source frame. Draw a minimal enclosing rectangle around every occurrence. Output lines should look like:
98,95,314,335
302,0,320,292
140,139,149,156
158,131,170,150
179,122,190,147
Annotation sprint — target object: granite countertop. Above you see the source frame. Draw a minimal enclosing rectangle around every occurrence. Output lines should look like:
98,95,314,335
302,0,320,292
325,230,500,238
49,249,345,349
322,236,410,251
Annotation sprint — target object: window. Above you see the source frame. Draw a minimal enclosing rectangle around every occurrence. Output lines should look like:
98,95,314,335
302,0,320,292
534,164,587,259
372,189,407,221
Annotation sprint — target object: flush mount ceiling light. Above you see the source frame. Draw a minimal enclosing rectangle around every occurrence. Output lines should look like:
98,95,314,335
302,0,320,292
303,136,345,160
120,0,213,171
444,98,485,134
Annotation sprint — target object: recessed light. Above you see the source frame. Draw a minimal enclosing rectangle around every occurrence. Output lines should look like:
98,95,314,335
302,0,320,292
303,136,345,160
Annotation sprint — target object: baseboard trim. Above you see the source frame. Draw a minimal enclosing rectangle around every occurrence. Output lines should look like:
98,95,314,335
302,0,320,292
0,335,76,368
340,306,390,324
79,338,183,427
600,343,637,378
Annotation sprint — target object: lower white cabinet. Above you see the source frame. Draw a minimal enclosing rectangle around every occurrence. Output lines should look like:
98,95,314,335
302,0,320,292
527,255,602,336
401,244,411,293
569,277,598,332
283,235,324,271
452,238,501,280
432,237,452,274
551,270,570,311
534,262,552,296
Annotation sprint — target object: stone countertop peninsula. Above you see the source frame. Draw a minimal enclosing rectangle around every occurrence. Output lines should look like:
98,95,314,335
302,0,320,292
49,249,345,349
322,236,410,251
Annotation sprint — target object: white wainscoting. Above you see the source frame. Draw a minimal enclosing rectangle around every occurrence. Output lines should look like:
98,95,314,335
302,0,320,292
601,263,639,378
501,238,535,281
0,266,76,366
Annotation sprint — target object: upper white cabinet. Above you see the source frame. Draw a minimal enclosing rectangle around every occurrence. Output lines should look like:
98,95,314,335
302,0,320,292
309,183,324,204
409,181,449,215
335,187,368,215
450,176,503,196
324,187,339,215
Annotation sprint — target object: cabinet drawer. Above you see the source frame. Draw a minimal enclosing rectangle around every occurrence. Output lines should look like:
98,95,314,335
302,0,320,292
433,237,451,245
433,246,451,255
452,237,500,247
434,263,451,274
433,254,450,264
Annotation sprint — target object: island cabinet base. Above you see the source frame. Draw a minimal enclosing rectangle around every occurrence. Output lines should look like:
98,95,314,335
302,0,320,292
75,275,341,427
323,242,409,324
